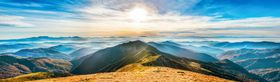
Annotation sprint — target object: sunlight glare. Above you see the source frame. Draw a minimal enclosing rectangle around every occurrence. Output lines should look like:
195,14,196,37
128,7,148,23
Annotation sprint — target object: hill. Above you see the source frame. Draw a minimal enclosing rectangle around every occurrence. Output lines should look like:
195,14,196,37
0,72,71,82
219,48,280,61
14,48,71,60
220,48,280,81
148,42,218,62
0,55,72,79
48,45,79,54
30,67,234,82
71,40,266,82
212,41,280,49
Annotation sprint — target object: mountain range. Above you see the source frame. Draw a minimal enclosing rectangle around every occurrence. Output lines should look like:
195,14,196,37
72,40,266,82
212,41,280,49
0,55,72,79
49,45,79,54
13,48,71,60
219,48,280,82
0,44,34,54
1,37,279,82
148,42,218,62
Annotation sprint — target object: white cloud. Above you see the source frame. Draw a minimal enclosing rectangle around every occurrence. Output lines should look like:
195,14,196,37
0,15,33,27
1,0,280,38
73,1,280,32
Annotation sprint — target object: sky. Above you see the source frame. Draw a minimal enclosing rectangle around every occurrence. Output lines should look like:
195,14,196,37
0,0,280,39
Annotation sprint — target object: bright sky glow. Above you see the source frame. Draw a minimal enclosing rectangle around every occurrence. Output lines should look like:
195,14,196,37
128,7,149,23
0,0,280,39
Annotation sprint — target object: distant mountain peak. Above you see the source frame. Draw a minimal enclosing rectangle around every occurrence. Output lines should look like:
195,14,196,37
125,40,146,45
220,59,234,64
119,40,148,47
161,41,181,46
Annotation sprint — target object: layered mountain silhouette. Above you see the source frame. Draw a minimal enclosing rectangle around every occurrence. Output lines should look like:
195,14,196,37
160,41,224,57
148,42,218,62
13,48,71,60
220,48,280,82
236,56,280,70
0,43,34,54
250,68,280,82
220,48,280,61
69,48,95,60
49,45,79,54
72,40,267,82
0,55,72,79
212,41,280,49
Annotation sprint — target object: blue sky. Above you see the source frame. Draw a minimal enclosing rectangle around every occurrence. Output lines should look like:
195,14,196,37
0,0,280,39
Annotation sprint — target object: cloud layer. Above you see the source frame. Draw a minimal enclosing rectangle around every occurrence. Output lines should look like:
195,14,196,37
0,0,280,39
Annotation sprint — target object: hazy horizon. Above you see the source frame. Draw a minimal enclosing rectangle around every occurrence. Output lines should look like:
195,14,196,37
1,0,280,40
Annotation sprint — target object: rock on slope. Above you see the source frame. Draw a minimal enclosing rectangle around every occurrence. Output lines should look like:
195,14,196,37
30,67,234,82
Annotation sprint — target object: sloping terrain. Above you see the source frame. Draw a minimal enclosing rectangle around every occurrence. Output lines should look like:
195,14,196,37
0,55,72,79
30,67,234,82
220,48,280,81
148,42,218,62
250,68,280,82
69,48,95,60
14,48,71,60
0,44,34,54
49,45,79,54
219,48,280,61
72,40,266,82
160,41,224,57
236,56,280,70
0,72,67,82
212,41,280,49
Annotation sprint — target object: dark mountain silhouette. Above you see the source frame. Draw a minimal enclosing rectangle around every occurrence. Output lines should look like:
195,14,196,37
72,40,267,82
148,42,218,62
0,55,72,79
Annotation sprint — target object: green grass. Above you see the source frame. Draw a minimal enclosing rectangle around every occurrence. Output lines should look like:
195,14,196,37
117,52,160,72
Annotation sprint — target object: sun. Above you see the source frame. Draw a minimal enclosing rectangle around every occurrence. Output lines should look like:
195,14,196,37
128,7,148,23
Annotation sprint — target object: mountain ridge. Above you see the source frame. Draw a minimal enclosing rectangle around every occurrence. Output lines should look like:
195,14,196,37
71,40,267,82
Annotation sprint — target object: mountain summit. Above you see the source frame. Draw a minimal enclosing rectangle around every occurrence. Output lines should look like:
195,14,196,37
72,40,266,82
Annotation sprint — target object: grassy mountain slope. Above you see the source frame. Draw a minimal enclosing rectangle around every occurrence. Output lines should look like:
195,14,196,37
30,67,234,82
0,55,72,79
72,40,266,82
